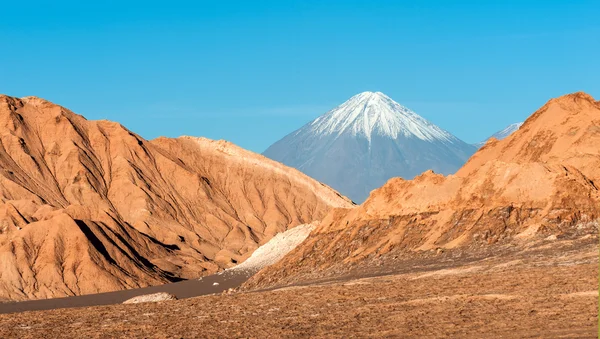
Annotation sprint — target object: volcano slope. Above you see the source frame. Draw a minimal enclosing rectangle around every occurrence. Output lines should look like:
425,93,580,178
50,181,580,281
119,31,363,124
244,92,600,290
0,95,352,301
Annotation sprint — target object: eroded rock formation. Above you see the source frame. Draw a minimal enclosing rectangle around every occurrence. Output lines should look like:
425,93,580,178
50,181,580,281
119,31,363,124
0,95,352,301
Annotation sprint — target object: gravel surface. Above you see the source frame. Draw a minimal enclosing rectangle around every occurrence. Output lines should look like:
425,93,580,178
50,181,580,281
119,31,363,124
0,238,596,338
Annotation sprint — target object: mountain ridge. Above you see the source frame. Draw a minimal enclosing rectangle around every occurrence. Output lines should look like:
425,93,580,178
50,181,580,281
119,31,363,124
0,94,352,301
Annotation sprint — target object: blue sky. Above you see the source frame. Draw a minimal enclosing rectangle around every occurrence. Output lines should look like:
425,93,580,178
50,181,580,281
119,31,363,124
1,1,598,152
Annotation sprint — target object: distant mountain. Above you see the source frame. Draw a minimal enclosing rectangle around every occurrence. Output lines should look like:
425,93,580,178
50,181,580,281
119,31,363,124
263,92,477,203
474,122,523,148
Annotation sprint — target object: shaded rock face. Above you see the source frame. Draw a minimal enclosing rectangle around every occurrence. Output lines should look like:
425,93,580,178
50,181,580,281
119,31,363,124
0,95,352,301
245,92,600,289
263,92,476,203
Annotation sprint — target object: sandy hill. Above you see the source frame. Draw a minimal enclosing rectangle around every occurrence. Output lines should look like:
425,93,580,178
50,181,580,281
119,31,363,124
0,95,352,301
244,92,600,289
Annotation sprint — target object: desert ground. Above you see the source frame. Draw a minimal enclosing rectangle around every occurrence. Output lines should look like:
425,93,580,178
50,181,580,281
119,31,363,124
0,233,596,338
0,270,250,314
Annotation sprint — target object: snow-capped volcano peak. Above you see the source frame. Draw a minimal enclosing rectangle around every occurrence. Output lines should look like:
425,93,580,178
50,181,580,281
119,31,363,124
264,91,476,203
309,91,455,143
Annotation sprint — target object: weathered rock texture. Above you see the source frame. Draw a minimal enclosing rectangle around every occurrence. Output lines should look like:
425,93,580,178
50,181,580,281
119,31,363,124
0,95,352,301
245,92,600,289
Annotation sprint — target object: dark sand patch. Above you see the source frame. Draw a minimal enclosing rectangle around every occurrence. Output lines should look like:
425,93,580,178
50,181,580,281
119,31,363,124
0,270,250,314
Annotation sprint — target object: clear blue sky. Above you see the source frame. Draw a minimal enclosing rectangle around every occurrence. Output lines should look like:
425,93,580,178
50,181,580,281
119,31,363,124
1,1,598,152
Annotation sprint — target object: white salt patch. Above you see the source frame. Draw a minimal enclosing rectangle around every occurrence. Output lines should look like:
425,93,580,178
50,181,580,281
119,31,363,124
228,222,317,273
122,292,177,304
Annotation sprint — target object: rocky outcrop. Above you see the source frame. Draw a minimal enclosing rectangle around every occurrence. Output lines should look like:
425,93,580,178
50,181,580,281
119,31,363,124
244,92,600,289
0,95,352,301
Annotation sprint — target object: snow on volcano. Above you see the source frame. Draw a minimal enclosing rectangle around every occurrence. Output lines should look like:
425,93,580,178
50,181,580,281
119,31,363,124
263,91,476,203
474,122,524,148
309,91,455,143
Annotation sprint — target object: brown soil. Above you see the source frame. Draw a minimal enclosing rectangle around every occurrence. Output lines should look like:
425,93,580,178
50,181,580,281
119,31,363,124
0,235,596,338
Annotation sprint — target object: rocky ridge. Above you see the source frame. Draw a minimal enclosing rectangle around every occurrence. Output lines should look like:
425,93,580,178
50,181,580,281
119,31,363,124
0,95,352,301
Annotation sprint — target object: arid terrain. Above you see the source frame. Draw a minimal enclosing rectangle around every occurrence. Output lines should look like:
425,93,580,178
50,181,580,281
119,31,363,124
0,233,596,338
0,95,351,301
246,92,600,290
0,92,597,338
